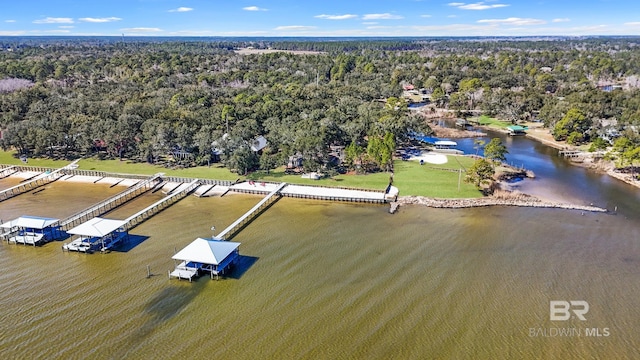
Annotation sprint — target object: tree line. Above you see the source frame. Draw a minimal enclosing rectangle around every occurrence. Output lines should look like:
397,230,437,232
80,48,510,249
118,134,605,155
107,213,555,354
1,37,640,175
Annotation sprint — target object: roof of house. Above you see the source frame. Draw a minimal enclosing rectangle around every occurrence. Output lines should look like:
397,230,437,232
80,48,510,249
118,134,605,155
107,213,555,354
250,136,268,152
0,215,59,229
507,125,527,132
66,217,127,237
172,238,240,265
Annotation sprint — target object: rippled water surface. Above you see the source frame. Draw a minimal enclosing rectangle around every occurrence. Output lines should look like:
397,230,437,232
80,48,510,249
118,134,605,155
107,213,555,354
0,176,638,359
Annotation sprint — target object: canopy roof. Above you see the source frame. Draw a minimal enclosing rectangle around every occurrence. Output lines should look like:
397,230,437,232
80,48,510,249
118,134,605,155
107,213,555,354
0,215,59,229
172,238,240,265
507,125,527,131
435,140,458,146
67,217,127,237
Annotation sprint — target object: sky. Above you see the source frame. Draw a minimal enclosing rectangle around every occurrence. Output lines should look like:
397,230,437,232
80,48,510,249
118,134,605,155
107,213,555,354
2,0,640,37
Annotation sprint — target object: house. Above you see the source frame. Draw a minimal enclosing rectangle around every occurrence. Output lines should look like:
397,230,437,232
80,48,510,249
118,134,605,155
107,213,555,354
287,154,303,169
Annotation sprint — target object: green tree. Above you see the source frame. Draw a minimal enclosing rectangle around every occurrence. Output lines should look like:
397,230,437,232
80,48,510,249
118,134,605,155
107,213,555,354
553,108,591,142
483,138,508,164
465,158,494,189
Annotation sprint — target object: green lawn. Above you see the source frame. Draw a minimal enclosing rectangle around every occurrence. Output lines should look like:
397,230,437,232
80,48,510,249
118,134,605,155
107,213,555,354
392,158,483,198
472,115,512,129
0,151,483,198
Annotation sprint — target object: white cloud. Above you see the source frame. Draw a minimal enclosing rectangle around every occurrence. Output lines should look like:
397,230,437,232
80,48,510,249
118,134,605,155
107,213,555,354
552,18,570,23
449,2,509,10
0,30,26,35
362,22,378,25
59,26,74,29
420,14,432,18
625,22,640,26
315,14,358,20
274,25,316,31
121,27,163,33
79,17,122,23
169,7,193,13
243,6,267,11
5,20,16,23
33,17,74,24
362,13,403,20
478,17,546,26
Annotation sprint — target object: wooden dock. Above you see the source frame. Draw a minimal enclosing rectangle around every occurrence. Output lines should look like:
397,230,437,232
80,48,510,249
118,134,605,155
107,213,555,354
58,173,163,231
0,160,79,202
229,182,387,204
216,182,287,240
122,179,200,230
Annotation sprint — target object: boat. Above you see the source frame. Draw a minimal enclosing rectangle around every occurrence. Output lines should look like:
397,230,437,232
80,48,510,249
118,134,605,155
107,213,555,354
62,237,93,253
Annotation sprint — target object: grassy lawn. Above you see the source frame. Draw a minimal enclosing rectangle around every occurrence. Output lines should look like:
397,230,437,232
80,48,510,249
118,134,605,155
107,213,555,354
0,150,483,198
0,151,241,180
471,115,512,129
392,157,483,198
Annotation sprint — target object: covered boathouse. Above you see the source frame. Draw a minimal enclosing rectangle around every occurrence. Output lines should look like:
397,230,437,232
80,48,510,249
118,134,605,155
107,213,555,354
0,215,62,245
170,238,240,281
507,125,527,136
63,217,128,253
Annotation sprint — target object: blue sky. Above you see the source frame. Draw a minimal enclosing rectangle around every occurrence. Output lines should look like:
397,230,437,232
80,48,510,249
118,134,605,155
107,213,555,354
2,0,640,37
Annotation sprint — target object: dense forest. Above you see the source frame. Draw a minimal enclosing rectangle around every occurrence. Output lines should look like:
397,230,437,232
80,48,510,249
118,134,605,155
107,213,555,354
2,37,640,174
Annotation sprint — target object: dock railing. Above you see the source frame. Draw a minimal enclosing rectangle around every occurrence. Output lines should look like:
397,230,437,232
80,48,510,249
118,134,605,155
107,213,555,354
0,160,79,202
58,173,164,231
123,179,201,231
216,182,287,240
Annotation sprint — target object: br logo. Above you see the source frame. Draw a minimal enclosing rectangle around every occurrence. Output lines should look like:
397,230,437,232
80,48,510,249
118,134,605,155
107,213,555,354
550,300,589,321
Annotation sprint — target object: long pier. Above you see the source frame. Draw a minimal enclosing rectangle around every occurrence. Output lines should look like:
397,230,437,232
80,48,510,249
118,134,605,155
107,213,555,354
122,179,200,230
58,173,164,231
0,160,79,202
216,182,287,240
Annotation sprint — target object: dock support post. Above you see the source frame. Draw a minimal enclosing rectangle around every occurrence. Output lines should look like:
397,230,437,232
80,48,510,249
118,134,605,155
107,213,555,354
147,265,151,278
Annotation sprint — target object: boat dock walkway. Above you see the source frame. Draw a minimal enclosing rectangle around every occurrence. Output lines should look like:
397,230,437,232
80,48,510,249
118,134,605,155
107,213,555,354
0,160,79,202
0,165,18,179
123,179,200,230
229,181,387,203
216,182,287,240
58,173,163,231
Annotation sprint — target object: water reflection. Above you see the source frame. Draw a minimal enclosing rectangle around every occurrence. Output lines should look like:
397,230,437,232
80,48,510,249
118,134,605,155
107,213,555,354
437,123,640,217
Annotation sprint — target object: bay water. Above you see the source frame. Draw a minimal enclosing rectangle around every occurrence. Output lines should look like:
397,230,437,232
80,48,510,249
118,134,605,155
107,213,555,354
0,151,638,359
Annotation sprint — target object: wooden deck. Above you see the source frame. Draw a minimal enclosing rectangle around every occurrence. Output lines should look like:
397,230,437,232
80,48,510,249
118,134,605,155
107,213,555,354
169,262,199,281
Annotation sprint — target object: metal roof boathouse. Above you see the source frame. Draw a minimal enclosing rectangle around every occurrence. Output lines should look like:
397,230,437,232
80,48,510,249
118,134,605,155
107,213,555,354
170,238,240,281
63,217,128,253
0,216,63,246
